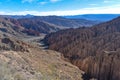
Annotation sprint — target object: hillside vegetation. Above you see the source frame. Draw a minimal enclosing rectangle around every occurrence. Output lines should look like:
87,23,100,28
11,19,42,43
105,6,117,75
44,16,120,80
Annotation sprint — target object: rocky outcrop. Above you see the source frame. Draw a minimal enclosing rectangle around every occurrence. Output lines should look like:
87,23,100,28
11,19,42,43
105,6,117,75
0,37,30,52
72,51,120,80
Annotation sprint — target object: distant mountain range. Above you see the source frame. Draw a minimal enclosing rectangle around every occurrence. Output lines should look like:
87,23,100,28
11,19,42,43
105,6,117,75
1,14,34,19
0,15,101,36
19,16,100,28
2,14,120,22
64,14,120,21
1,14,119,36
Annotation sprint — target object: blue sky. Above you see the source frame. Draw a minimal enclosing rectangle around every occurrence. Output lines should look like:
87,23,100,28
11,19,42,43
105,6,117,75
0,0,120,15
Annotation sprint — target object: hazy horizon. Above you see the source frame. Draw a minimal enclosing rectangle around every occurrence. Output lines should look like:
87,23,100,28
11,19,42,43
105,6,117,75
0,0,120,16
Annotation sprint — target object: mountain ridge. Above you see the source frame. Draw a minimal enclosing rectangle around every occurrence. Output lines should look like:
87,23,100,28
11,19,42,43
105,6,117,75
18,16,100,28
64,14,120,21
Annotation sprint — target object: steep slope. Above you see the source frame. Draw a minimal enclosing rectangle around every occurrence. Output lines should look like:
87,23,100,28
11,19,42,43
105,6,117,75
18,18,61,34
0,16,41,36
0,16,25,37
0,47,84,80
44,16,120,80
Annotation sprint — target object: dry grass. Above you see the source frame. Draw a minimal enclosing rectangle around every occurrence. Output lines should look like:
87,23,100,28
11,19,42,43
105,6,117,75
0,47,83,80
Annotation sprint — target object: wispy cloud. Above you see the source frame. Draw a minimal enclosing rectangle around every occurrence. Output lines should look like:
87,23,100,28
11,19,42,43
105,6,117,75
103,0,111,3
89,4,98,6
0,4,120,16
103,0,117,3
50,0,61,3
39,1,47,5
38,0,61,5
22,0,61,4
22,0,37,3
0,11,6,14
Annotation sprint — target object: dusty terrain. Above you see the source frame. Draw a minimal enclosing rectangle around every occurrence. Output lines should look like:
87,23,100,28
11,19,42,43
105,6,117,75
0,16,84,80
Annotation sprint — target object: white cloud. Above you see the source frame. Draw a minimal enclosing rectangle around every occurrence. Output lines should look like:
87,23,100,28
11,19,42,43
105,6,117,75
103,0,117,3
0,11,6,14
103,0,111,3
50,0,61,3
89,4,98,6
22,0,60,4
38,0,61,5
39,1,47,5
0,5,120,16
22,0,37,3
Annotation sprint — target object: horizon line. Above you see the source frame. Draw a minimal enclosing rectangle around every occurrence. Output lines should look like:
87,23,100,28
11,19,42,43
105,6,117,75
0,13,120,16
